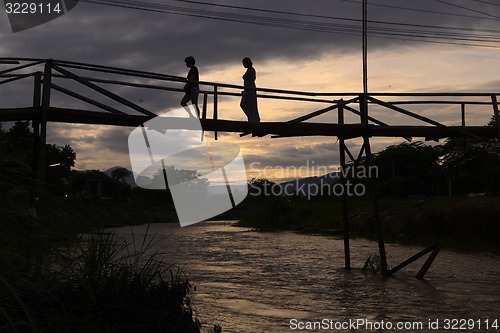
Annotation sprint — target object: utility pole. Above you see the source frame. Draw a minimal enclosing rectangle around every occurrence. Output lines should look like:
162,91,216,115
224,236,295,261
362,0,368,95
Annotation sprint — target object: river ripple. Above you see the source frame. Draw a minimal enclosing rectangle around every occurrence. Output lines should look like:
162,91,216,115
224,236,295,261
114,221,500,333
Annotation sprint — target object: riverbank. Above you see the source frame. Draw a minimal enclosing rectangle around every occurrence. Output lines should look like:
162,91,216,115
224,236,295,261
234,196,500,254
0,164,201,332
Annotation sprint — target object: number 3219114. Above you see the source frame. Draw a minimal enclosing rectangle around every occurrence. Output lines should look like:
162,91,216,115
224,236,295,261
5,2,62,14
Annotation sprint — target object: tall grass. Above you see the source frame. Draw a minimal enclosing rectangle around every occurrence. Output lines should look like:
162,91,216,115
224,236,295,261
0,161,200,332
0,226,200,333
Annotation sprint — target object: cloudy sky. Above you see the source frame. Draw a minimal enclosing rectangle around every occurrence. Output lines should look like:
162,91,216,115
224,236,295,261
1,0,500,181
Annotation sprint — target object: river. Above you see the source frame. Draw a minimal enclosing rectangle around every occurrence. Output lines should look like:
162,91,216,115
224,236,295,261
115,221,500,333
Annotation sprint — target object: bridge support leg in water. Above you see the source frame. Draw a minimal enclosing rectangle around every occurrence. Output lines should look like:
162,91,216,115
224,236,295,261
338,102,351,270
336,95,389,275
360,94,388,276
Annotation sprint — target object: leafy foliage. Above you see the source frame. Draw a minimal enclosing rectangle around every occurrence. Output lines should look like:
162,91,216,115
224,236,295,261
0,229,200,333
371,117,500,196
71,170,131,200
440,121,500,195
0,122,201,333
373,142,441,196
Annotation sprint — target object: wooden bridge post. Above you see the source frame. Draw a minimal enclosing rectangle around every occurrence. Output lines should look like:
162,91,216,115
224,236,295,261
461,103,466,149
360,94,388,275
31,72,42,177
27,71,42,275
202,92,208,120
33,60,52,275
338,100,351,270
491,95,500,138
461,103,466,127
36,60,52,216
200,93,208,141
214,85,218,140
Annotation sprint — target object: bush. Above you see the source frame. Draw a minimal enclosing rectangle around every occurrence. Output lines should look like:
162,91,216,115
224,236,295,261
0,223,200,332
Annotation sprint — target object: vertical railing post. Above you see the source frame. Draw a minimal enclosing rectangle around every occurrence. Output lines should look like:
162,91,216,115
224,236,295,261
358,93,370,126
491,95,500,138
461,103,466,127
213,85,218,140
461,103,466,149
338,99,351,270
202,92,207,120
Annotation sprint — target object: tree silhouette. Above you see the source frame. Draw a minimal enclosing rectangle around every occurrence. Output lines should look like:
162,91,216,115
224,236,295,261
440,117,500,194
111,167,132,182
373,142,440,196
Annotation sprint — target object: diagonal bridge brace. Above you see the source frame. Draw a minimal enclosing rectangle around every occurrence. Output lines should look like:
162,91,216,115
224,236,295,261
368,96,480,140
388,243,441,279
51,64,157,118
241,97,360,138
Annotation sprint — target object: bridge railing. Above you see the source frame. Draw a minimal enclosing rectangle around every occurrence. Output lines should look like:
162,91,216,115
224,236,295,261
1,57,499,139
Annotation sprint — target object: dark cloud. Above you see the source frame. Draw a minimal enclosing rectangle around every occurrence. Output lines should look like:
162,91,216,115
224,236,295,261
3,0,499,89
2,0,500,171
91,126,131,153
3,0,499,69
245,141,342,170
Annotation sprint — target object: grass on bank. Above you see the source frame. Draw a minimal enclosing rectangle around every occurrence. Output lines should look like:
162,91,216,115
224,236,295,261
234,195,500,254
0,164,201,333
1,229,200,333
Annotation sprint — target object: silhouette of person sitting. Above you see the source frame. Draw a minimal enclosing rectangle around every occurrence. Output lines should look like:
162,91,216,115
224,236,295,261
181,56,200,117
240,57,260,123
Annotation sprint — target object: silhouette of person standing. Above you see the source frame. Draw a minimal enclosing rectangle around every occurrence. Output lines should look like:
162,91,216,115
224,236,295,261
181,56,200,117
240,57,260,123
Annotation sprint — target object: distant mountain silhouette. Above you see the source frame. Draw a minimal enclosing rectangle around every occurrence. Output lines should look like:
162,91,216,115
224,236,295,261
277,172,341,196
102,167,341,196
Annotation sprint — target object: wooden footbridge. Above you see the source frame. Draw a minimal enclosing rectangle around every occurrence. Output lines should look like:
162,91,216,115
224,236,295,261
1,57,499,278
